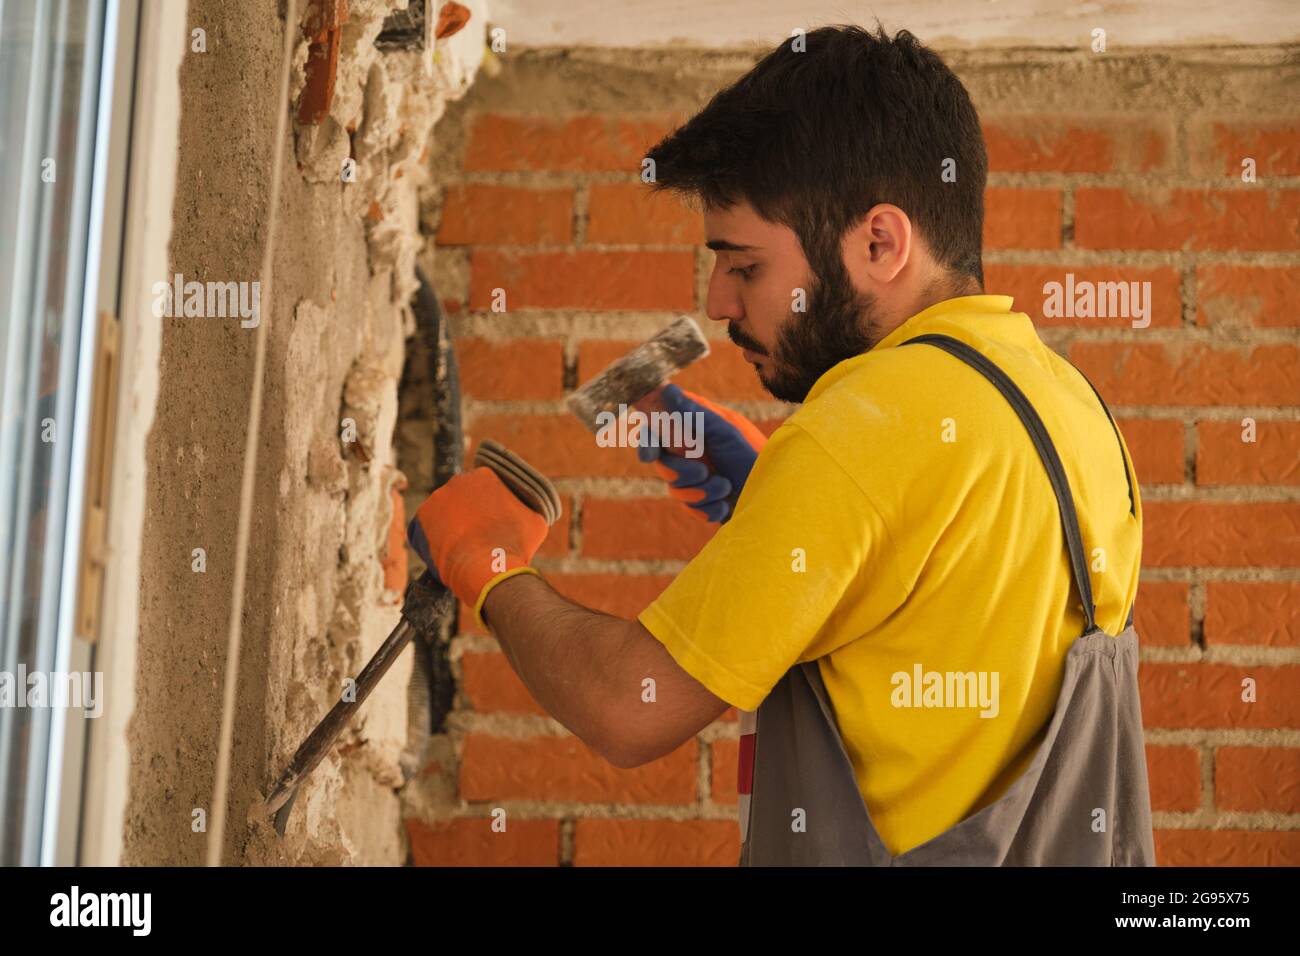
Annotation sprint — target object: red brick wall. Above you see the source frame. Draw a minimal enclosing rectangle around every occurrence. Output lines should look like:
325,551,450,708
406,55,1300,867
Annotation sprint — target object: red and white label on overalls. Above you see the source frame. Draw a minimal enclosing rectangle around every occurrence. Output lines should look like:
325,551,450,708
737,708,757,842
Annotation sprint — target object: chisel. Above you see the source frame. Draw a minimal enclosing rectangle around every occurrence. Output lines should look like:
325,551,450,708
263,438,561,834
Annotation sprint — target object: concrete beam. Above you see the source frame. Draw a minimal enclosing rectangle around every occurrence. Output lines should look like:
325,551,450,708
490,0,1300,50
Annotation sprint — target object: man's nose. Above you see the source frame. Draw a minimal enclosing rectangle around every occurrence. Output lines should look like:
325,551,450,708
705,265,742,324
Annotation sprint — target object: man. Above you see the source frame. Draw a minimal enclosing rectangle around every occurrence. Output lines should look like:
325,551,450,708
414,25,1154,865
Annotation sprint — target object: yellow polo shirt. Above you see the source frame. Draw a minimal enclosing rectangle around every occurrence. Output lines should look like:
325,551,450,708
638,294,1142,857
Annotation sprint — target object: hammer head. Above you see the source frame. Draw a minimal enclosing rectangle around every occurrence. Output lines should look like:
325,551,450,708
566,317,710,432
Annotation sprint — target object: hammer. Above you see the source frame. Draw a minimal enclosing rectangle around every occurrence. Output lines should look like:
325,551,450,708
567,316,716,471
262,439,561,834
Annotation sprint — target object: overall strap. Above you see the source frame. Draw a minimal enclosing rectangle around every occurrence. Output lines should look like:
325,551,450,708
1071,366,1136,518
900,334,1099,633
1070,362,1139,630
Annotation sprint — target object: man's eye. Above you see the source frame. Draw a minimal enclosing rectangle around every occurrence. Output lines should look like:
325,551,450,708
728,264,757,280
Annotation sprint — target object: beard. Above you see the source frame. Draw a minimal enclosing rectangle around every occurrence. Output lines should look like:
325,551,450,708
730,255,881,404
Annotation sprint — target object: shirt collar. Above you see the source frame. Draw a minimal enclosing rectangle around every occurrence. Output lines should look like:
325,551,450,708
873,294,1015,351
802,294,1018,404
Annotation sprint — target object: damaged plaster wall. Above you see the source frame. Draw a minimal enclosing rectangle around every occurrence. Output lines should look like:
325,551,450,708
124,0,485,866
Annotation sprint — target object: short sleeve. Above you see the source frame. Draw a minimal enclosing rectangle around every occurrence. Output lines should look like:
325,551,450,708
637,422,907,711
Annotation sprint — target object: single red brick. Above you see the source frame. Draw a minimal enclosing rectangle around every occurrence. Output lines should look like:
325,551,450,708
1215,747,1300,813
1145,745,1201,812
1139,662,1300,729
573,819,739,866
985,264,1181,329
1134,580,1191,647
437,184,573,245
1204,582,1300,647
1075,188,1300,251
1069,342,1300,406
676,345,773,401
460,650,546,715
1197,264,1300,327
983,187,1062,249
1196,420,1300,486
983,116,1169,173
1193,120,1300,177
464,114,681,172
1142,502,1300,567
466,414,644,477
457,338,565,400
1115,418,1184,485
582,498,717,560
586,183,703,244
469,250,696,311
711,738,739,805
459,733,697,804
405,816,560,866
1155,829,1300,866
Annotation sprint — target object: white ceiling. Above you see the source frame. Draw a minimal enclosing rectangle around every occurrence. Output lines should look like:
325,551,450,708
489,0,1300,49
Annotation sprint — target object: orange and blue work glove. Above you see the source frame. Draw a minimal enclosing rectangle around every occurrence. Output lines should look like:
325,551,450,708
636,383,768,523
407,467,548,626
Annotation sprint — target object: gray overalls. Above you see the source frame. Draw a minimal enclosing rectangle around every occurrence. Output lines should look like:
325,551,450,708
739,334,1156,866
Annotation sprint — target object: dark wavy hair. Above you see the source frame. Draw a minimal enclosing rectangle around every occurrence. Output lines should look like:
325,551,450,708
645,24,987,285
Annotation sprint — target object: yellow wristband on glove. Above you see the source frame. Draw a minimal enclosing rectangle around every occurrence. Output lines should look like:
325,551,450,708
473,565,542,629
